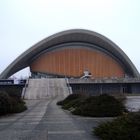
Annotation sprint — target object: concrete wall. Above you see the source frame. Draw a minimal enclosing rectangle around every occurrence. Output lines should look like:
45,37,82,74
131,84,140,93
70,83,140,95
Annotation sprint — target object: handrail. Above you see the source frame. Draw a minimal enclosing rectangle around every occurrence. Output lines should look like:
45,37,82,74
65,78,72,94
22,78,29,99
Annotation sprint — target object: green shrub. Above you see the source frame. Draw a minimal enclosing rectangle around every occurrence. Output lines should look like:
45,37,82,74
11,102,27,113
94,112,140,140
62,98,85,110
58,94,127,117
0,87,22,98
0,91,12,115
0,91,27,115
57,93,87,106
72,94,126,117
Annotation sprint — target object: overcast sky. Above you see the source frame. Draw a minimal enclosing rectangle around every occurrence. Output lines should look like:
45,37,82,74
0,0,140,78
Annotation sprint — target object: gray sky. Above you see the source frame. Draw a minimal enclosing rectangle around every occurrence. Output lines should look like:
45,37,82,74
0,0,140,78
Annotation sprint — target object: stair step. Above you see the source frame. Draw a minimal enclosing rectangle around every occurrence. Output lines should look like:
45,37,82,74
24,78,70,99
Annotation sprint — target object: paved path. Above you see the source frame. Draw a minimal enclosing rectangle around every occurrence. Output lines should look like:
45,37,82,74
0,95,139,140
0,97,112,140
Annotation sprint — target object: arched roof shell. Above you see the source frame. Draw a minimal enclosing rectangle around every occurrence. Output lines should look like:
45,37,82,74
0,29,139,79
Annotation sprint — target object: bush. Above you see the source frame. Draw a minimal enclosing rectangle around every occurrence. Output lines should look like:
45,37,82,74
94,112,140,140
57,94,127,117
57,93,87,106
72,94,127,117
0,91,27,115
62,98,85,110
0,87,22,98
0,91,12,115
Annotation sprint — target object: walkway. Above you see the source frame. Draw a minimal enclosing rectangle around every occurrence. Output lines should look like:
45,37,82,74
0,97,112,140
1,78,139,140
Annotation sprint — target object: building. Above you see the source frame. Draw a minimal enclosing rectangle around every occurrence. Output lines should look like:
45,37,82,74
0,29,140,94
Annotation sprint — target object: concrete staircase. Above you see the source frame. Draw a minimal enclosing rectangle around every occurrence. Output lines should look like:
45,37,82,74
24,78,70,99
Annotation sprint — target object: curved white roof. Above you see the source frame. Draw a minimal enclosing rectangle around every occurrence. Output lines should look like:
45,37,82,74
0,29,139,79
